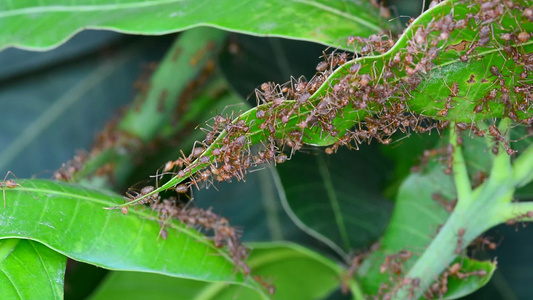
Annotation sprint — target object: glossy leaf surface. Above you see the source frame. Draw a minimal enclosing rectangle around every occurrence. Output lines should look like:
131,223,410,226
1,0,393,51
358,162,456,293
0,239,66,299
119,0,533,211
358,134,499,298
89,242,347,300
0,179,248,285
445,259,496,299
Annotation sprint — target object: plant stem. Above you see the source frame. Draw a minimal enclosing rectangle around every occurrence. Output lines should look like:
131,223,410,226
392,123,520,299
488,119,513,184
496,202,533,224
512,143,533,188
450,127,472,209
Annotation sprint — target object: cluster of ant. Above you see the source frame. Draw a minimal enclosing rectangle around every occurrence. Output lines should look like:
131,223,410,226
147,0,533,206
425,262,488,299
337,236,495,300
301,0,532,158
378,277,420,300
342,247,420,299
52,118,145,183
53,38,220,184
374,250,422,300
374,242,492,299
506,210,533,228
339,244,420,299
431,192,457,212
150,197,250,271
340,242,381,294
343,0,531,150
114,1,532,296
53,151,88,181
120,182,275,294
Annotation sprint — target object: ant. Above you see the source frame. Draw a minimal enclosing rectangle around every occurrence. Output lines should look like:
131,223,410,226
1,171,32,208
431,193,457,212
120,178,163,214
253,275,276,295
488,124,517,155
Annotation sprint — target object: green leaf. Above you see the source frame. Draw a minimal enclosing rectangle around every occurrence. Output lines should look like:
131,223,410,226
0,179,248,285
357,128,529,299
357,155,499,298
89,271,220,300
276,146,392,256
1,0,394,52
245,242,349,300
358,161,456,294
444,259,496,300
380,133,440,198
0,239,66,299
311,0,533,129
89,242,349,300
117,0,533,211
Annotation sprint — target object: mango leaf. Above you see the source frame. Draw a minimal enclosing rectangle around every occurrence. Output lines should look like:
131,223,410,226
114,0,533,212
358,161,456,294
0,239,66,299
444,259,496,299
380,133,440,199
0,179,254,287
1,0,394,52
244,242,350,300
276,146,392,257
88,242,350,300
357,131,503,298
306,0,533,132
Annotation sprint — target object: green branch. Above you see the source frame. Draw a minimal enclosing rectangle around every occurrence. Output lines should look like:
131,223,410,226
450,127,472,209
512,143,533,188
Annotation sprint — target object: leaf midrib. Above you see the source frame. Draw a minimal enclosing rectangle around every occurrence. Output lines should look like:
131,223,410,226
29,241,59,299
316,155,351,251
15,183,222,253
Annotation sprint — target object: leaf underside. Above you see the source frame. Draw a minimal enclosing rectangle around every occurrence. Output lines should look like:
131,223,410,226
1,0,393,51
0,179,247,285
0,239,66,299
88,242,343,300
